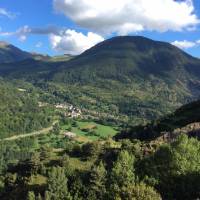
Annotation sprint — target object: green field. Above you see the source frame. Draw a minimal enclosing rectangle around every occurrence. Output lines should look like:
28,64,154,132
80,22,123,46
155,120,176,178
61,120,118,141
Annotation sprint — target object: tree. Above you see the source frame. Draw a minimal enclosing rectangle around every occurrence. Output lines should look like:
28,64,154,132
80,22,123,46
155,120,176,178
170,134,200,174
114,183,161,200
40,146,53,162
27,191,36,200
59,154,70,167
28,152,40,175
111,150,135,186
46,167,72,200
88,161,107,199
109,150,135,197
52,123,60,135
140,134,200,200
82,142,102,160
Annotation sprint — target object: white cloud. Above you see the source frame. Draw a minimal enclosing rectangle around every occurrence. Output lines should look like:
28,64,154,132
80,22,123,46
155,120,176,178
53,0,199,35
0,25,104,54
171,39,200,49
0,8,17,19
50,29,104,54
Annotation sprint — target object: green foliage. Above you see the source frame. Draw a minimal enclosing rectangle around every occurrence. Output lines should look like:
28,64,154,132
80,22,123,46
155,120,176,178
88,161,107,199
81,142,102,160
0,79,52,139
113,183,161,200
116,99,200,140
27,152,41,175
46,167,72,200
40,146,53,162
51,123,60,135
27,191,36,200
140,135,200,199
110,150,135,192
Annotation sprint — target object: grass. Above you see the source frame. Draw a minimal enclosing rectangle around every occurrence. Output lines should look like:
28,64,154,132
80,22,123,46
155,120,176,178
62,120,118,141
28,175,47,186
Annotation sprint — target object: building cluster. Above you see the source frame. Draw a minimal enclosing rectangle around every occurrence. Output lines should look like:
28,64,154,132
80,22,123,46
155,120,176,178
55,103,82,118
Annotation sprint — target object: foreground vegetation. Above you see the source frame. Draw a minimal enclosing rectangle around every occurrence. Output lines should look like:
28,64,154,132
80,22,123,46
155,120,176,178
0,132,199,200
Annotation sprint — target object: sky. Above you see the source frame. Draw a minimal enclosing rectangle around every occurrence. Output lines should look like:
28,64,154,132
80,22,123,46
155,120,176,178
0,0,200,57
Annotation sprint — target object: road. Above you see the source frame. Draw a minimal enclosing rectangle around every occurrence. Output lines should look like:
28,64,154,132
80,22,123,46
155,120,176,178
1,121,58,141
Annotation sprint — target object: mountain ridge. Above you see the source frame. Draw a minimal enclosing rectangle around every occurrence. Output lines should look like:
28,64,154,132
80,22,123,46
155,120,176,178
0,41,33,63
0,36,200,124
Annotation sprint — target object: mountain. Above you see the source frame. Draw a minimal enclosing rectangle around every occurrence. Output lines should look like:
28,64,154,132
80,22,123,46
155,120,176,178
52,36,200,81
0,41,33,63
48,36,200,122
0,36,200,124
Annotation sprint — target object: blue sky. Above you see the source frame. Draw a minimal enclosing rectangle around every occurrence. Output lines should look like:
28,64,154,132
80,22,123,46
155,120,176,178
0,0,200,57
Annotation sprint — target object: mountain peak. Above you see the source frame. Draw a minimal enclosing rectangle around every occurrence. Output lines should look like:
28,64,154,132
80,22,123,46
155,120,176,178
0,41,32,63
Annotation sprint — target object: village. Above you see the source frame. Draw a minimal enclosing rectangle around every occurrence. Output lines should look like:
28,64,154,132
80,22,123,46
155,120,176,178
55,103,82,118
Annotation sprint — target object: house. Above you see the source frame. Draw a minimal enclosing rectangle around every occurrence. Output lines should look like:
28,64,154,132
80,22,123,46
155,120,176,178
63,132,76,138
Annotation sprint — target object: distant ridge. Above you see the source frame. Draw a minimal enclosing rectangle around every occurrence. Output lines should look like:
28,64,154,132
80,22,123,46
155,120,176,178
0,41,32,63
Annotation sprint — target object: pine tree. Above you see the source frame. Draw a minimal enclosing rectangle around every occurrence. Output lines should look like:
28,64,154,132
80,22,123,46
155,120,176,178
28,152,40,175
110,150,135,196
89,161,107,199
46,167,72,200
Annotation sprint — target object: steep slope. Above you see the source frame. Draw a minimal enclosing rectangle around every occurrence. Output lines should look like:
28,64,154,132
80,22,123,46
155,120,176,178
116,99,200,140
0,41,32,63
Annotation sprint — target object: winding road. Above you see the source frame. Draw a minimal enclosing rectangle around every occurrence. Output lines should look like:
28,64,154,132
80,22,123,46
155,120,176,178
1,121,58,141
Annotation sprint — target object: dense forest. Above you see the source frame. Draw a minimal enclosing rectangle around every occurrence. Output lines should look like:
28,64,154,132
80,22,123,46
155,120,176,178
0,78,53,139
0,132,199,200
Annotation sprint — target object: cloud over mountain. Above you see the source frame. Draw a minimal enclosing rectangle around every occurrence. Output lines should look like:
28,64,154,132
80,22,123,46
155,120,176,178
172,39,200,49
50,29,104,54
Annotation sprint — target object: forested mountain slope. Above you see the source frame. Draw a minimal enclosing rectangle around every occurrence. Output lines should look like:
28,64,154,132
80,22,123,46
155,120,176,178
1,36,200,124
49,36,200,123
0,79,52,139
116,99,200,140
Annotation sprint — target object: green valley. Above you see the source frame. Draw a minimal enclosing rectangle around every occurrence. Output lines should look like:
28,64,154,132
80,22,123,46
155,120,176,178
0,36,200,200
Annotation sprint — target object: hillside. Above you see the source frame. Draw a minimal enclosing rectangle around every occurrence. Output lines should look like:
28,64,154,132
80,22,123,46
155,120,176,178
0,79,53,139
1,36,200,124
0,41,32,63
115,99,200,140
48,36,200,123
